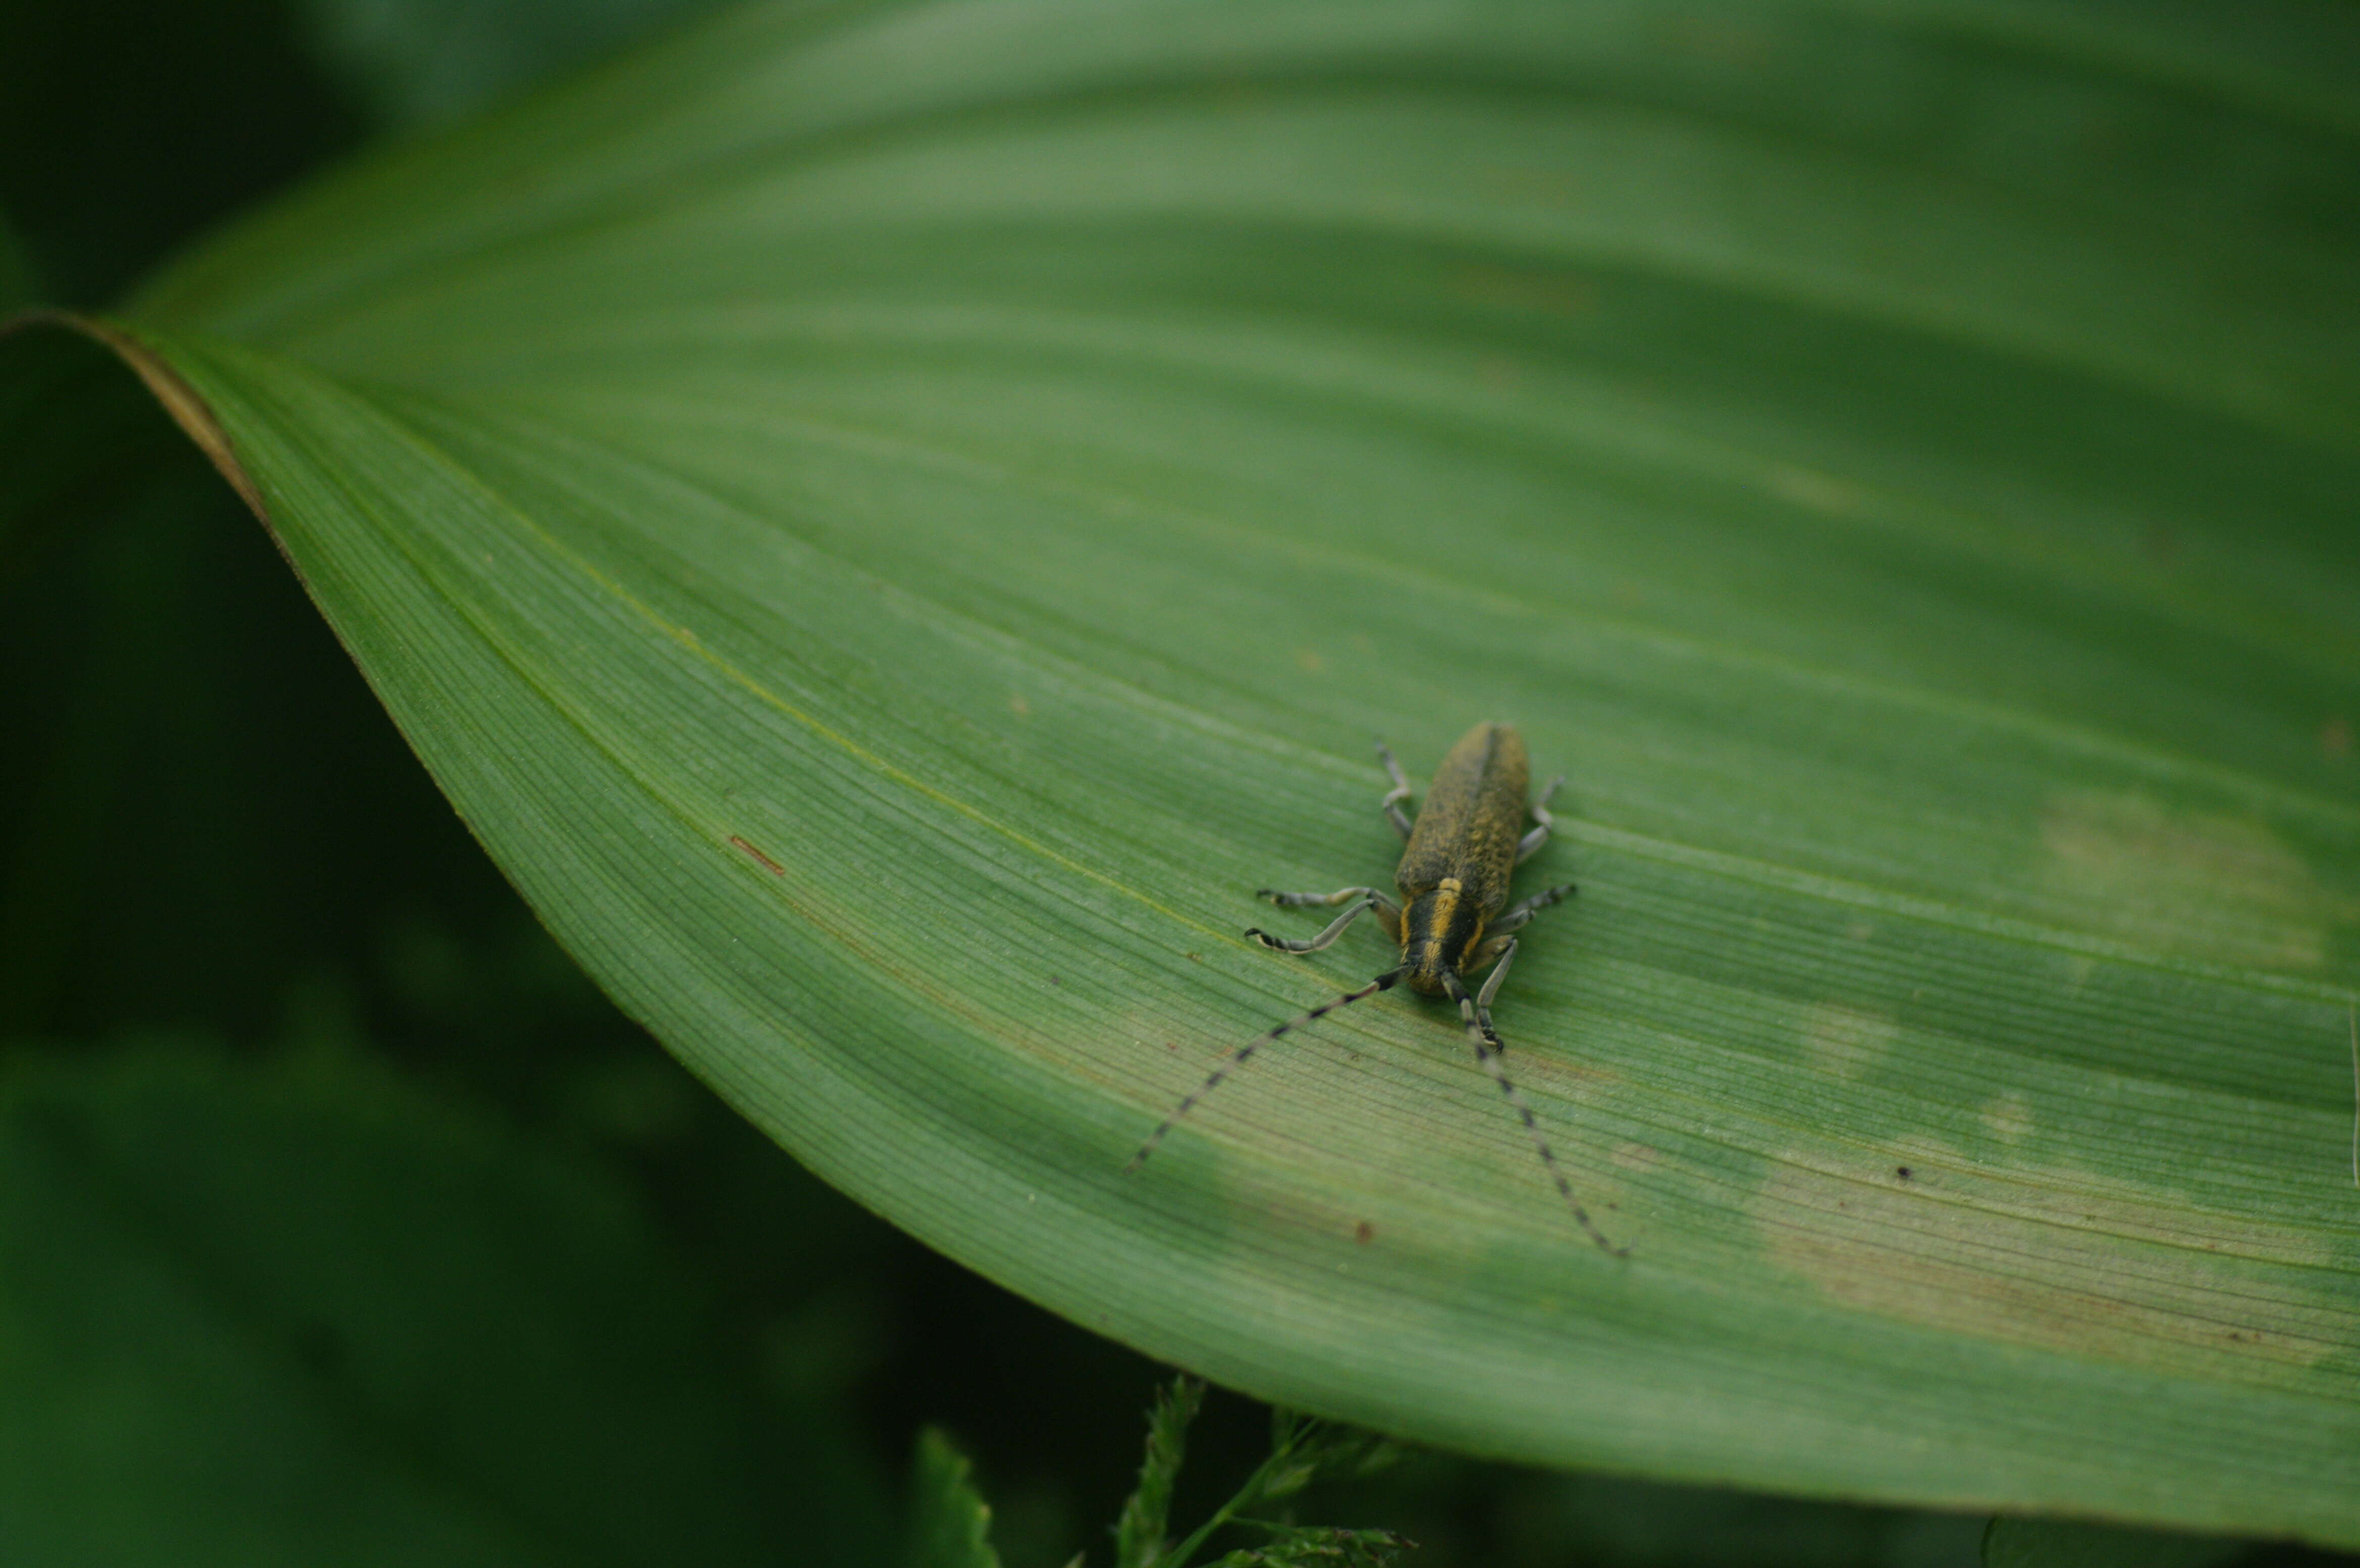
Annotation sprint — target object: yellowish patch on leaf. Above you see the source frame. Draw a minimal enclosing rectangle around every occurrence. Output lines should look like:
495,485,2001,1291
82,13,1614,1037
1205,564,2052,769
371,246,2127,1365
1450,261,1595,318
1611,1140,1661,1173
2038,791,2347,969
1800,1001,1896,1081
1766,465,1869,517
1755,1146,2340,1382
1981,1091,2036,1145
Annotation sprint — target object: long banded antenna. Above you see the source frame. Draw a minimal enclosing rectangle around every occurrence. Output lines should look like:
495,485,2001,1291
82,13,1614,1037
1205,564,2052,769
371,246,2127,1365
1443,970,1627,1257
1128,969,1405,1173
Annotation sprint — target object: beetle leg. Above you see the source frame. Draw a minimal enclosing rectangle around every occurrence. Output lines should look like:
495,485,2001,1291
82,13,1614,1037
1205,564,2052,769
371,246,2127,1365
1255,883,1397,944
1245,893,1395,953
1474,937,1518,1018
1375,741,1416,841
1258,885,1376,907
1255,885,1402,943
1515,772,1565,863
1466,885,1576,971
1500,882,1576,924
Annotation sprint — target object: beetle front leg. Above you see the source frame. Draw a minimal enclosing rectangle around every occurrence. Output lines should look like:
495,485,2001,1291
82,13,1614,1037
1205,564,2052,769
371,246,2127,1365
1247,896,1378,953
1473,937,1518,1020
1250,886,1403,947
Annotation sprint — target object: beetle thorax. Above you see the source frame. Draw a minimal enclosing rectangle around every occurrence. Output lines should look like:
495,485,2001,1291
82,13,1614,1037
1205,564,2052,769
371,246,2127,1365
1399,877,1487,996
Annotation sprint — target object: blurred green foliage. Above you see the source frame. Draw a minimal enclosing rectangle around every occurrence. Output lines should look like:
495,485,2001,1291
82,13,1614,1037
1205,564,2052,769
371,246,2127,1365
0,219,33,313
909,1430,1004,1568
0,1038,892,1565
2,2,2355,1565
1983,1518,2246,1568
291,0,733,131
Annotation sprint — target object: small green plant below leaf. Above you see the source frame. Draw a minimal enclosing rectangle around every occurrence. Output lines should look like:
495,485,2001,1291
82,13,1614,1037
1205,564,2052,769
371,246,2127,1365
907,1429,1004,1568
912,1379,1411,1568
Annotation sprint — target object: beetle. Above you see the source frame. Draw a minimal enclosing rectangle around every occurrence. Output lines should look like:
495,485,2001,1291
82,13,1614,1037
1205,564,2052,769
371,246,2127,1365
1128,722,1625,1255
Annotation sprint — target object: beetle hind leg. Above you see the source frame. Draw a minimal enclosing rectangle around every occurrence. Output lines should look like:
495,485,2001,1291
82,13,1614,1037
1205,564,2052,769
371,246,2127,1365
1516,773,1565,863
1375,742,1416,841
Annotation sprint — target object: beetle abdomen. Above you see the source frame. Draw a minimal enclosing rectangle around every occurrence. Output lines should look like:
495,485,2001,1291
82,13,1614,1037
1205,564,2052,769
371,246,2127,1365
1395,722,1527,915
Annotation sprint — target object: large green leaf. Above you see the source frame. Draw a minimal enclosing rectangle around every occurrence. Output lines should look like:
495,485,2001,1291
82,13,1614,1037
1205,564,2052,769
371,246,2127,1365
9,0,2358,1544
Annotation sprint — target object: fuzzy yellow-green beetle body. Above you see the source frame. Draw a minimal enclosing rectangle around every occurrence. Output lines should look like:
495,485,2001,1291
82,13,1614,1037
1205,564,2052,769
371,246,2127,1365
1128,722,1626,1256
1394,722,1529,995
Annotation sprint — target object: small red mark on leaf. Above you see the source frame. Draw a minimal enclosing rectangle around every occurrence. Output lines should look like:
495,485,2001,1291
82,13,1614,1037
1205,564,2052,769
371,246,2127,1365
729,836,784,875
1354,1221,1374,1245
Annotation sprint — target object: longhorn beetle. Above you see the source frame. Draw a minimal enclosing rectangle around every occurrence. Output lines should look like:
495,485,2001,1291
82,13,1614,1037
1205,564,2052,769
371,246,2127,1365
1128,722,1626,1256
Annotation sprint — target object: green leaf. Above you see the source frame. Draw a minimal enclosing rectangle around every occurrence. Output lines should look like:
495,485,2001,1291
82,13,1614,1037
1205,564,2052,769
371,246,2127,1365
13,0,2359,1546
907,1429,1004,1568
1159,1407,1404,1568
1981,1517,2245,1568
1255,1413,1399,1505
1116,1378,1205,1568
0,1039,891,1565
1209,1528,1411,1568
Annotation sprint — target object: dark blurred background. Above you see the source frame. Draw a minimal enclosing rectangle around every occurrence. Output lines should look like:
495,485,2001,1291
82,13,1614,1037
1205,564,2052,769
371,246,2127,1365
0,4,2348,1565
